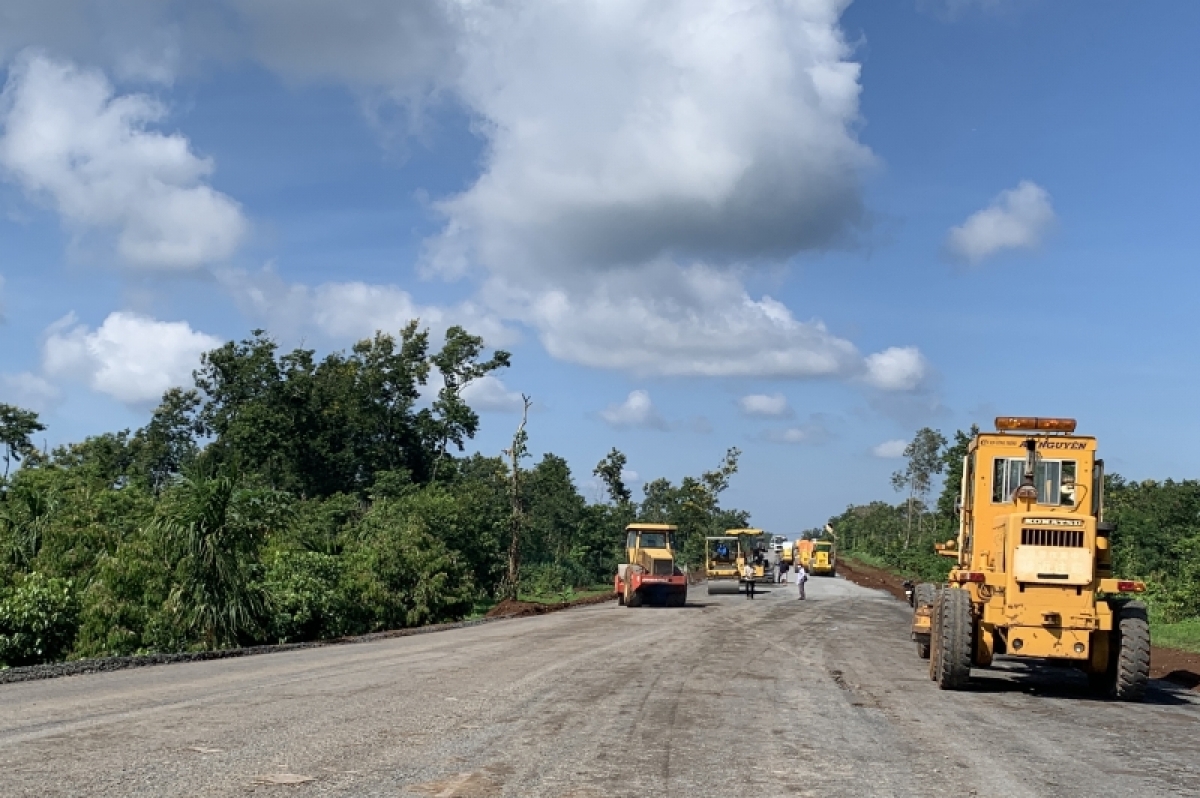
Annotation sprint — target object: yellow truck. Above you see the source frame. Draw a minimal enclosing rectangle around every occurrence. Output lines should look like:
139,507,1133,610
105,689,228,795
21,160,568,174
912,417,1149,700
809,540,836,576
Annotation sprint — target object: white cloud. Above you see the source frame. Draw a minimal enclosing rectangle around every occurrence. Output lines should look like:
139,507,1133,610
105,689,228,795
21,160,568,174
218,267,518,349
42,311,221,404
0,52,247,271
864,347,929,392
738,393,792,418
599,390,666,430
427,0,870,283
872,439,908,459
944,180,1055,265
0,371,61,412
460,374,524,413
763,420,832,445
620,468,640,484
493,263,862,378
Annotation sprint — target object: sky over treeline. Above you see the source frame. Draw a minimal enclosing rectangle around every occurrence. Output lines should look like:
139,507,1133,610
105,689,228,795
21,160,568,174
1,0,1197,531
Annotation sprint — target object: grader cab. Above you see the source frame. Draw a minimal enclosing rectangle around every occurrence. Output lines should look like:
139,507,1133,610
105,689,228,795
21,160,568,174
615,524,688,607
911,417,1150,700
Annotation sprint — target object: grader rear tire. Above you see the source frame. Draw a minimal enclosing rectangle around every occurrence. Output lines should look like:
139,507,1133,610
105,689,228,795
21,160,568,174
935,588,973,690
1099,601,1150,701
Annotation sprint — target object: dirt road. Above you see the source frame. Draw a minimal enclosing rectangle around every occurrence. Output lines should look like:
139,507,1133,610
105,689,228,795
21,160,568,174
2,577,1197,797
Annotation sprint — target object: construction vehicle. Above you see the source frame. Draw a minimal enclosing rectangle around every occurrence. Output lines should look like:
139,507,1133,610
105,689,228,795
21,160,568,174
615,523,688,607
914,417,1150,700
792,539,814,571
704,528,772,594
809,540,836,576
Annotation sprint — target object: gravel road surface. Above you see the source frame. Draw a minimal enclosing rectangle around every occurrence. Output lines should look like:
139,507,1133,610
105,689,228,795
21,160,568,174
2,577,1197,797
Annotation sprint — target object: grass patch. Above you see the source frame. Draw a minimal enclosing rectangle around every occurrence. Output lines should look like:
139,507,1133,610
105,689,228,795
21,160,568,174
518,585,613,605
1153,617,1200,653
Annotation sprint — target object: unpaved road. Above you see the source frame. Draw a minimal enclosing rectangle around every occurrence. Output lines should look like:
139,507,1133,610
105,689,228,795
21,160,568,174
2,578,1198,797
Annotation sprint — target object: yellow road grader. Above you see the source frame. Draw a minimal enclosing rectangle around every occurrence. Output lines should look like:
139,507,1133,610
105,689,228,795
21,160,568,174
910,417,1150,700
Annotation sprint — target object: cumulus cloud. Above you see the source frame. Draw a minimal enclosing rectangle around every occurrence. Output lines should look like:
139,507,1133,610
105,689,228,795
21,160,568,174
944,181,1055,265
738,393,792,418
491,263,862,378
0,52,247,271
427,0,870,282
218,267,518,349
863,347,929,392
0,2,935,389
41,311,221,404
460,374,524,413
599,390,667,430
0,371,61,412
872,439,908,458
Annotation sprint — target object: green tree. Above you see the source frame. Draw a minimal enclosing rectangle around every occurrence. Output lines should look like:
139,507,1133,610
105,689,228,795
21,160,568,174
891,428,948,547
593,448,632,505
0,404,45,478
426,326,512,481
154,475,278,649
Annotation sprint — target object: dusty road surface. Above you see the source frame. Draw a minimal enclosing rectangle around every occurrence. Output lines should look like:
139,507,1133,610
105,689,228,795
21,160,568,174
3,578,1198,798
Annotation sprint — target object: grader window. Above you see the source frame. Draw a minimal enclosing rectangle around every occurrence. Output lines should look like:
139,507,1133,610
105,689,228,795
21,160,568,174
992,458,1077,505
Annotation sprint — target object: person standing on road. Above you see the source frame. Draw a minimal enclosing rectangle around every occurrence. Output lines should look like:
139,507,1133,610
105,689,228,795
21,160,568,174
778,559,789,584
743,562,756,600
796,565,808,600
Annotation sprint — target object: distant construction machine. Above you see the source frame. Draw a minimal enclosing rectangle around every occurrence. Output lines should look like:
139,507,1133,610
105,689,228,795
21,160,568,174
615,523,688,607
911,417,1150,700
704,528,772,595
792,539,814,572
809,540,836,576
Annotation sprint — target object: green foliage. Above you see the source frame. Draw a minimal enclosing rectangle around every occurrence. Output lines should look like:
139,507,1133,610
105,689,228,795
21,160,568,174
0,403,45,477
0,572,79,666
0,321,757,663
154,475,276,650
344,499,477,629
263,550,352,643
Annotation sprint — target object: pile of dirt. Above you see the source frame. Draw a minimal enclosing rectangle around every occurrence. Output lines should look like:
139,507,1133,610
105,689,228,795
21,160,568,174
837,557,1200,690
485,592,617,619
836,559,911,603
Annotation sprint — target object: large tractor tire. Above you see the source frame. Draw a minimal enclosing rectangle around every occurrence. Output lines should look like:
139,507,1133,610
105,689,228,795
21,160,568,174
934,588,973,690
627,585,644,608
1094,601,1150,701
914,584,937,659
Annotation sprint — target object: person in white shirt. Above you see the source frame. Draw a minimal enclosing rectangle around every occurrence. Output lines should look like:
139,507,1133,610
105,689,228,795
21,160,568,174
796,565,808,600
742,562,756,600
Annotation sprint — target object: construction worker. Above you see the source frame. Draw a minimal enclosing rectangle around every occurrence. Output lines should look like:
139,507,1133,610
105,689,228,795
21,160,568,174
742,561,756,600
778,559,789,584
796,564,808,600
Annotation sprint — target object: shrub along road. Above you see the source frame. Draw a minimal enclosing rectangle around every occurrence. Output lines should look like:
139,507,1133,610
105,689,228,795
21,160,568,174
1,578,1197,797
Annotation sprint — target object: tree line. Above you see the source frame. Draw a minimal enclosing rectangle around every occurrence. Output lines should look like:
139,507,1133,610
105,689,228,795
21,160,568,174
0,324,749,667
824,426,1200,627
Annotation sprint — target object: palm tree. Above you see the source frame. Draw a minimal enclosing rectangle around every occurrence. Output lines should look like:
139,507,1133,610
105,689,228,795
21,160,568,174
155,474,267,650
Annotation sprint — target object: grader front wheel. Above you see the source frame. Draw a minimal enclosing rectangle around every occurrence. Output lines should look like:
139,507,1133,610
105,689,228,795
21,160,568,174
935,588,973,690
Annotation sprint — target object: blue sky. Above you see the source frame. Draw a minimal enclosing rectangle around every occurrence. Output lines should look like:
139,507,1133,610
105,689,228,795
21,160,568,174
1,0,1197,533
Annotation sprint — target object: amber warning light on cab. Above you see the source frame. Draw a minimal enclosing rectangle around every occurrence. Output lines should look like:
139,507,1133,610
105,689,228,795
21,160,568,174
994,417,1077,433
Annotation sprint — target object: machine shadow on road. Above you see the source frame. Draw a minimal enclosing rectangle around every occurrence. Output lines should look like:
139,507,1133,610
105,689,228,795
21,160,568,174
960,661,1196,706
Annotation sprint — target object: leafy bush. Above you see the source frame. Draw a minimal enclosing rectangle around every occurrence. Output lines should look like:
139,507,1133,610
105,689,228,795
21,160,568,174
344,499,477,630
0,572,79,666
263,550,352,642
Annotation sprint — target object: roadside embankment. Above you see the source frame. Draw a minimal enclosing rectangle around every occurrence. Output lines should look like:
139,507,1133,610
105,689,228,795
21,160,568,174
1,591,616,686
